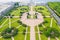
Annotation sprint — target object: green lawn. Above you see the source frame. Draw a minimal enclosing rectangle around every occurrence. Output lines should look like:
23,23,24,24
44,17,51,27
26,33,30,40
14,33,25,40
35,26,39,40
26,27,30,40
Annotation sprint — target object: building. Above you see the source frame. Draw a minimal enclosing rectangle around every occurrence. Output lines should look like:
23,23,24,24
0,2,15,16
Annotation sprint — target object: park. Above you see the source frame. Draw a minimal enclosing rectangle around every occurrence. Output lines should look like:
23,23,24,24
0,0,60,40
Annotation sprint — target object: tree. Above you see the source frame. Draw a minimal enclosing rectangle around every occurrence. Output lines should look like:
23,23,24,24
43,27,60,38
14,2,19,7
1,27,18,38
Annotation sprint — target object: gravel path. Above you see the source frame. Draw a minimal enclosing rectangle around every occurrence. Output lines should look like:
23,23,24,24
30,26,35,40
9,16,11,28
50,18,53,27
21,6,44,40
11,37,14,40
24,27,28,40
55,37,59,40
48,37,50,40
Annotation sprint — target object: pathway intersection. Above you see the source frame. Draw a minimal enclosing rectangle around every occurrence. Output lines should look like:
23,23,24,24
21,6,44,40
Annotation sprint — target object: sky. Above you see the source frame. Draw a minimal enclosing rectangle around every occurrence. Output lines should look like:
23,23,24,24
0,0,60,2
0,0,30,3
0,0,40,3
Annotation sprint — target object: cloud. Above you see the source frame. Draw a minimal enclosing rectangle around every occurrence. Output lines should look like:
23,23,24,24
0,0,30,3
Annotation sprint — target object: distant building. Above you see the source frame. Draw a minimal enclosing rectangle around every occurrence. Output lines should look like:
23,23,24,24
0,2,15,16
19,2,29,6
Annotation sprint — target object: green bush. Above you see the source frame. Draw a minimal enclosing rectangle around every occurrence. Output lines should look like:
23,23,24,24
1,27,18,38
43,27,60,38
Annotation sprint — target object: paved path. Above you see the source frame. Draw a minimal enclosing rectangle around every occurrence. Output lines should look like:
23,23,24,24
9,16,11,28
24,27,28,40
55,37,59,40
29,6,36,40
30,26,35,40
21,6,44,40
4,16,20,18
16,25,21,28
45,16,50,18
11,37,14,40
37,25,41,40
50,18,53,27
48,37,50,40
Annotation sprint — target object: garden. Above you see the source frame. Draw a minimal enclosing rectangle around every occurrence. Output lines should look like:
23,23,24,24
0,5,60,40
34,6,60,40
0,6,30,40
